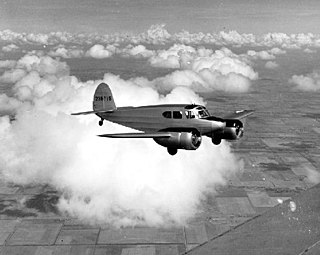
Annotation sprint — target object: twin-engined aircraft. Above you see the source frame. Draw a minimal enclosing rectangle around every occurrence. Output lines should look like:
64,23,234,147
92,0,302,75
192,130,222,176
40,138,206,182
72,83,254,155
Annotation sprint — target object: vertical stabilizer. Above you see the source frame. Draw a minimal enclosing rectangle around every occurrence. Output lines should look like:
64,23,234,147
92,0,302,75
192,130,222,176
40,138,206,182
93,83,117,112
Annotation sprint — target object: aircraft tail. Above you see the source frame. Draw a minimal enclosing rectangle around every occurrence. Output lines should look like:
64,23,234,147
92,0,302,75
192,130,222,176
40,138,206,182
71,83,116,116
93,83,117,112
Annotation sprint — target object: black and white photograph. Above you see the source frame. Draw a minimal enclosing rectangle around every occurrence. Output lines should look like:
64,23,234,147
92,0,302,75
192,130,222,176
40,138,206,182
0,0,320,254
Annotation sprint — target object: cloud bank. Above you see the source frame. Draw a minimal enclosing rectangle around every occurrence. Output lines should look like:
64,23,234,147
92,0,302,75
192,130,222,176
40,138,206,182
1,25,320,49
289,70,320,91
150,46,258,93
0,54,240,227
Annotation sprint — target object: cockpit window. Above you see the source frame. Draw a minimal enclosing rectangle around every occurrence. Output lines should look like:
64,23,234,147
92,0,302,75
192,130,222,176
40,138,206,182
173,111,183,119
198,110,209,118
162,111,172,118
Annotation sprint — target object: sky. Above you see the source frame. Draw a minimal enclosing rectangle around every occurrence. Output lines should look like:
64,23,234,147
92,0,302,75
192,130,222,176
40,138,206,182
1,0,320,34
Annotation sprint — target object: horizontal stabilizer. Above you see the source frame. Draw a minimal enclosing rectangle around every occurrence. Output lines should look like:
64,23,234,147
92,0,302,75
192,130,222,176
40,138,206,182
71,109,115,116
98,132,172,138
223,110,254,119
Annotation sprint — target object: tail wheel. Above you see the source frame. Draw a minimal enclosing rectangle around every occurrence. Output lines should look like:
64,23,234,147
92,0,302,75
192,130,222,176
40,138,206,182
99,119,103,126
167,148,178,156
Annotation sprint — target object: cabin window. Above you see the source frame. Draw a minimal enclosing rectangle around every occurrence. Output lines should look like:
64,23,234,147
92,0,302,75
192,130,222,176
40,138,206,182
185,111,195,119
173,111,183,119
162,111,172,118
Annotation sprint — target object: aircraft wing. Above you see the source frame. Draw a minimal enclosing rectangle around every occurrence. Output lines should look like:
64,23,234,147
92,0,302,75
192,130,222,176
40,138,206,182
223,110,255,119
98,132,172,138
71,109,115,115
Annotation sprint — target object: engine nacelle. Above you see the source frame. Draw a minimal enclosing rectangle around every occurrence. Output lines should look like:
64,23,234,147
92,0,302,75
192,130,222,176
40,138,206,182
212,120,244,144
154,132,202,150
220,119,244,140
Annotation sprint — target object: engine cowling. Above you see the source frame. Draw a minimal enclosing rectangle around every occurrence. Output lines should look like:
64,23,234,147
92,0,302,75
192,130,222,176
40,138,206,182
220,119,244,140
154,131,202,150
212,120,244,144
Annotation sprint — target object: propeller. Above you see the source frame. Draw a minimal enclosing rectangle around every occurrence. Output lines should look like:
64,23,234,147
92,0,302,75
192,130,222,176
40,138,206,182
191,132,202,146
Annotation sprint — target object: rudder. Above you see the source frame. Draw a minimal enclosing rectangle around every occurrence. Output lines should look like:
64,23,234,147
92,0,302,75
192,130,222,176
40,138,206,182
93,83,117,112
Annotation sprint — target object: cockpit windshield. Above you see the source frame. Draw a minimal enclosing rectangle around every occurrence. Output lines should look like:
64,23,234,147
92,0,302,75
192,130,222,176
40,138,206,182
198,110,209,118
196,106,210,118
185,106,210,119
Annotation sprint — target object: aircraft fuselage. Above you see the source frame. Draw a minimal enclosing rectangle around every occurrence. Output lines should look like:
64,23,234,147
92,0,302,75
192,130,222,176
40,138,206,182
97,104,225,136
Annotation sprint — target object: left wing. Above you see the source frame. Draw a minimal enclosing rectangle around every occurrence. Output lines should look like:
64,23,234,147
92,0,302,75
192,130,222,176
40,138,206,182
223,110,254,119
71,109,115,115
98,132,172,138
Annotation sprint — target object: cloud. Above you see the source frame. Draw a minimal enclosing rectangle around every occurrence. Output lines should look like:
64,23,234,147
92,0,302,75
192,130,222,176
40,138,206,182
137,24,171,44
2,44,19,52
0,94,22,113
0,54,240,227
0,68,26,83
16,54,69,76
269,47,286,55
289,70,320,91
49,46,85,58
0,60,16,69
25,33,49,45
2,26,320,49
247,50,275,60
265,61,279,69
121,45,154,58
304,48,316,54
246,48,286,62
86,44,114,59
149,44,197,68
151,47,258,93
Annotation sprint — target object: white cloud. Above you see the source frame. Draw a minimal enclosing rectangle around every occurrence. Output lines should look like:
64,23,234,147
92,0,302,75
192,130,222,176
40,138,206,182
247,50,275,60
304,48,316,54
0,94,22,113
86,44,114,59
2,43,19,52
0,68,26,83
149,44,197,68
15,54,69,76
265,61,279,69
150,47,258,93
289,71,320,91
136,24,171,44
2,26,320,49
0,60,16,69
0,53,240,226
121,44,154,58
49,47,85,58
269,47,286,55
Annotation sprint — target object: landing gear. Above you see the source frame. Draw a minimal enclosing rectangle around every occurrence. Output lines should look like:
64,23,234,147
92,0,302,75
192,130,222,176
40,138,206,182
98,119,104,126
167,148,178,156
212,137,221,145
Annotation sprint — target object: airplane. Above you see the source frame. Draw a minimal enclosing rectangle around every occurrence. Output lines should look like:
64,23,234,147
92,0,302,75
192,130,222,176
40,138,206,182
72,83,254,155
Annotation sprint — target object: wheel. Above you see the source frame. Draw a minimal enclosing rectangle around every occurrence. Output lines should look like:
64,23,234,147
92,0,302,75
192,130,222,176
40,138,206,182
167,148,178,156
212,137,221,145
98,120,103,126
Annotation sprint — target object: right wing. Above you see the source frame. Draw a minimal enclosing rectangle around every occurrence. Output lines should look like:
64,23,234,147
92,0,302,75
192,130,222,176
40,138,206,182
223,110,255,119
98,132,171,138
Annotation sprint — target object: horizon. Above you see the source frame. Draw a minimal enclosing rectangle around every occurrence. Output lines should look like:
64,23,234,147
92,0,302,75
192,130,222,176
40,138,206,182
1,0,320,35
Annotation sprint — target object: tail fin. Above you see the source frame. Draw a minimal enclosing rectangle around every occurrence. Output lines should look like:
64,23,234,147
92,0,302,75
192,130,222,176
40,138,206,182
93,83,117,112
71,83,116,116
